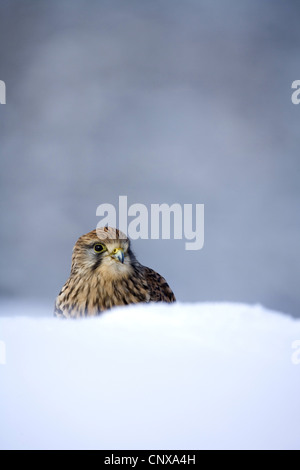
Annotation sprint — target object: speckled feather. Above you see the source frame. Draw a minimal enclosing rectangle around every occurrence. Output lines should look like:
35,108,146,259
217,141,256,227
55,227,176,318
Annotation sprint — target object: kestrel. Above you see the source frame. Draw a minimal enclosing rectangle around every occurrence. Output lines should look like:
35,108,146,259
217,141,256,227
54,227,176,318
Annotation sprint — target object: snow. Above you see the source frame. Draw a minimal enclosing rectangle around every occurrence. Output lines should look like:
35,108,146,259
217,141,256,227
0,301,300,450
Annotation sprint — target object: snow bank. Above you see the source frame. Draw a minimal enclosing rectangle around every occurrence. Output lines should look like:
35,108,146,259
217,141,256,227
0,301,300,450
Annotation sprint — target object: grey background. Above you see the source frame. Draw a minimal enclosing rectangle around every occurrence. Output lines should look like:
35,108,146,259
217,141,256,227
0,0,299,316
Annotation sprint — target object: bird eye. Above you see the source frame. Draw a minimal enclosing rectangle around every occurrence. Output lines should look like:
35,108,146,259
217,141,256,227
94,243,106,253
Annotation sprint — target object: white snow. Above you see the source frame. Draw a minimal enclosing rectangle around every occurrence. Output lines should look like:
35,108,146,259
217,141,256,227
0,301,300,450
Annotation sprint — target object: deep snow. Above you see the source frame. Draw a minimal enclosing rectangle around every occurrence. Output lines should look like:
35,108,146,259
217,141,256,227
0,301,300,450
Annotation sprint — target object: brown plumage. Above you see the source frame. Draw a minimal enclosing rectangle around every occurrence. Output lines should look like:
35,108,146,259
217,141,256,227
54,227,176,318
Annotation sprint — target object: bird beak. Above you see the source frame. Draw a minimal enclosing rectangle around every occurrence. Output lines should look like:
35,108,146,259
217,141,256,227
111,248,125,264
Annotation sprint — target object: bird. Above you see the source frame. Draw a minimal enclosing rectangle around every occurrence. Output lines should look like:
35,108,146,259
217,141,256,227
54,227,176,318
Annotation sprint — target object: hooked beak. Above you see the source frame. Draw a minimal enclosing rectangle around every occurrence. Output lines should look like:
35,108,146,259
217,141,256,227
111,247,125,264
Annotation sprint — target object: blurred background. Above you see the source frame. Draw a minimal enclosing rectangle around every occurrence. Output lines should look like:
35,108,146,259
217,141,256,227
0,0,299,316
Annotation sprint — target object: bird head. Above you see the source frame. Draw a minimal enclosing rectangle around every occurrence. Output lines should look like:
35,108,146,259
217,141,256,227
70,227,135,279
